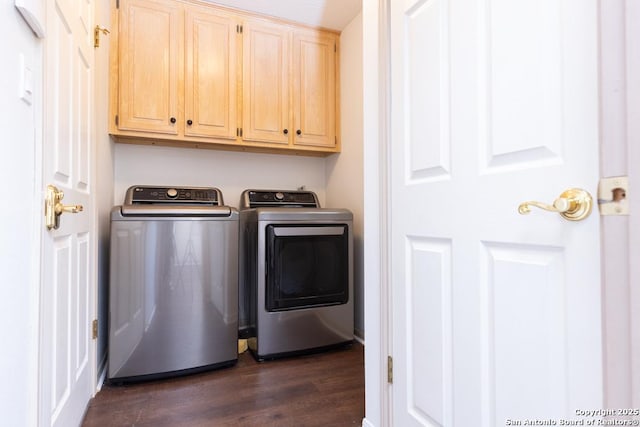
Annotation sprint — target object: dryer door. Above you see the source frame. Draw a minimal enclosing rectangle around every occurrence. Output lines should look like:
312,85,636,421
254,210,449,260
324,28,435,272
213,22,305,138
265,224,349,311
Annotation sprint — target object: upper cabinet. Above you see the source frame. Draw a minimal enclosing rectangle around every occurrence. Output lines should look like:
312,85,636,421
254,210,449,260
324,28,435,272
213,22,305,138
242,20,290,145
109,0,340,156
184,6,237,139
292,29,337,148
242,20,338,149
117,0,182,135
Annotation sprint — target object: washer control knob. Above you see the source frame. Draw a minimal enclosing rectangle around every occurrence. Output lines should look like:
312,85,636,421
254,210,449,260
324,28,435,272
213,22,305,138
275,192,285,201
166,188,178,198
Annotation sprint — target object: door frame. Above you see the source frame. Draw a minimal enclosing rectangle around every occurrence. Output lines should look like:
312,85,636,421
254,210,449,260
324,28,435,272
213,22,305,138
362,0,640,425
623,0,640,408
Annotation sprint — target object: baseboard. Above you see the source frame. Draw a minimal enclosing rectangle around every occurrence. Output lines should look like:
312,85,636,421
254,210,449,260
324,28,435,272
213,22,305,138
362,417,376,427
354,329,364,345
95,353,108,392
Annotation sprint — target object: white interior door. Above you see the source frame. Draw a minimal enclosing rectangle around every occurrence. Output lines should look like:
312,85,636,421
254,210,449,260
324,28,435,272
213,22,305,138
40,0,96,425
389,0,602,425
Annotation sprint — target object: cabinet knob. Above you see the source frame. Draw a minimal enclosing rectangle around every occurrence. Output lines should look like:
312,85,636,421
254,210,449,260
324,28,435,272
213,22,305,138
187,119,193,126
170,117,176,124
296,129,302,135
283,129,289,135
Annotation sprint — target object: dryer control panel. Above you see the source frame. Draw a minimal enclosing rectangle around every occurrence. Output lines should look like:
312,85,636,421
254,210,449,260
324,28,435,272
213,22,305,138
241,190,319,209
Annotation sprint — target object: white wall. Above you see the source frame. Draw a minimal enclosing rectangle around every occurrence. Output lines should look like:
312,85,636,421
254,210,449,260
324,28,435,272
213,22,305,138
114,144,327,208
0,5,42,426
327,12,364,338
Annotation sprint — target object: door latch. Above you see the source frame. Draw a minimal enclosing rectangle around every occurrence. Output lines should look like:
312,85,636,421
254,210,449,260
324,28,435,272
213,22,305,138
598,176,629,215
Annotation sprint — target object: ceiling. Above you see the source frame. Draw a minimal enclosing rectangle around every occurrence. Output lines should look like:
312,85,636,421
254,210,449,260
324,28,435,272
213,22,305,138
206,0,362,31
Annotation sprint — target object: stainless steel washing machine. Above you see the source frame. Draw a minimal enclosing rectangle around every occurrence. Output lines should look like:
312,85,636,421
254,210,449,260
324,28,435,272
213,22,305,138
108,186,238,382
239,189,354,360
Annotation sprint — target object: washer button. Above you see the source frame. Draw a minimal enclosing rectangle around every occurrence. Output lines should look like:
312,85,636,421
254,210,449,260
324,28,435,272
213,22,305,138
275,192,285,201
166,188,178,198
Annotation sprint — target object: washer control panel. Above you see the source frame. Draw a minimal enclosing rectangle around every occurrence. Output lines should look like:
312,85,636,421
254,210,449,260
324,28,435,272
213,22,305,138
124,186,222,205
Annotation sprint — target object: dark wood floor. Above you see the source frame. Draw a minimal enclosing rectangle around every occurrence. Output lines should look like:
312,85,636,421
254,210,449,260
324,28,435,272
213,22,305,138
82,343,364,427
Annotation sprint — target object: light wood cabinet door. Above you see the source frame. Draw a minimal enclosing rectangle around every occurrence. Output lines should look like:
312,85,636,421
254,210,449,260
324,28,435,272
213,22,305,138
242,20,290,145
292,30,337,148
185,8,237,139
118,0,182,134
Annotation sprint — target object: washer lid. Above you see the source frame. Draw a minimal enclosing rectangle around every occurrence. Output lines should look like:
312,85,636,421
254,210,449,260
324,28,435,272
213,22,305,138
120,205,233,217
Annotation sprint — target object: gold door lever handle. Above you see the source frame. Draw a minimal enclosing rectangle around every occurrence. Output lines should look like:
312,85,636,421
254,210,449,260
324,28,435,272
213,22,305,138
518,188,593,221
55,203,83,215
45,185,84,230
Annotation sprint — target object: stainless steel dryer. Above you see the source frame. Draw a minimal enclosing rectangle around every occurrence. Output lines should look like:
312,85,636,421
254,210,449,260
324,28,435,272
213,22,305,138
239,189,354,360
108,186,238,383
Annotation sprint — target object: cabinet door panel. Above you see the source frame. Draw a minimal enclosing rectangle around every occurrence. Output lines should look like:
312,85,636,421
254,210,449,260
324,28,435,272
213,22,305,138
293,31,336,148
118,0,181,134
185,8,237,139
242,21,290,145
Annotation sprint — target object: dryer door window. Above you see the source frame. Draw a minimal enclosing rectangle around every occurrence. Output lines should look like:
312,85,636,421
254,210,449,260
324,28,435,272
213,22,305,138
265,224,349,311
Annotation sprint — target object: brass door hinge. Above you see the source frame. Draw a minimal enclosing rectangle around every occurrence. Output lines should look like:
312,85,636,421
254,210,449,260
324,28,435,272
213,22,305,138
94,26,110,48
237,128,243,137
92,319,98,340
115,115,119,126
236,24,243,34
387,355,393,383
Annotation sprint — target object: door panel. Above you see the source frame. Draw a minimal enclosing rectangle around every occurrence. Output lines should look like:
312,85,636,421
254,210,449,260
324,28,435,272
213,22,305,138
41,0,96,425
390,0,602,425
405,0,451,181
481,1,563,166
405,237,453,426
118,0,181,134
185,8,237,139
480,243,568,424
292,31,337,148
242,20,290,145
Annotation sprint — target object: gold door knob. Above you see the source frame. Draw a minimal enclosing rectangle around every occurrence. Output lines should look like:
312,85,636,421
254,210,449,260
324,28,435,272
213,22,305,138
45,185,84,230
518,188,593,221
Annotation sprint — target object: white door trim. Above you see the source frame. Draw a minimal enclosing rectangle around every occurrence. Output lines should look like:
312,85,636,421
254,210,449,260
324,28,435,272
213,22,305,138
362,0,391,425
599,0,640,410
626,0,640,408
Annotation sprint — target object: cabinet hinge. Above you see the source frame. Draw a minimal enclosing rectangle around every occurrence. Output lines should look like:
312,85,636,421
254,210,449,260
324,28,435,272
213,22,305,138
387,355,393,383
240,128,243,137
115,115,119,126
92,319,98,340
334,43,336,53
116,0,119,9
236,128,243,137
237,24,243,34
